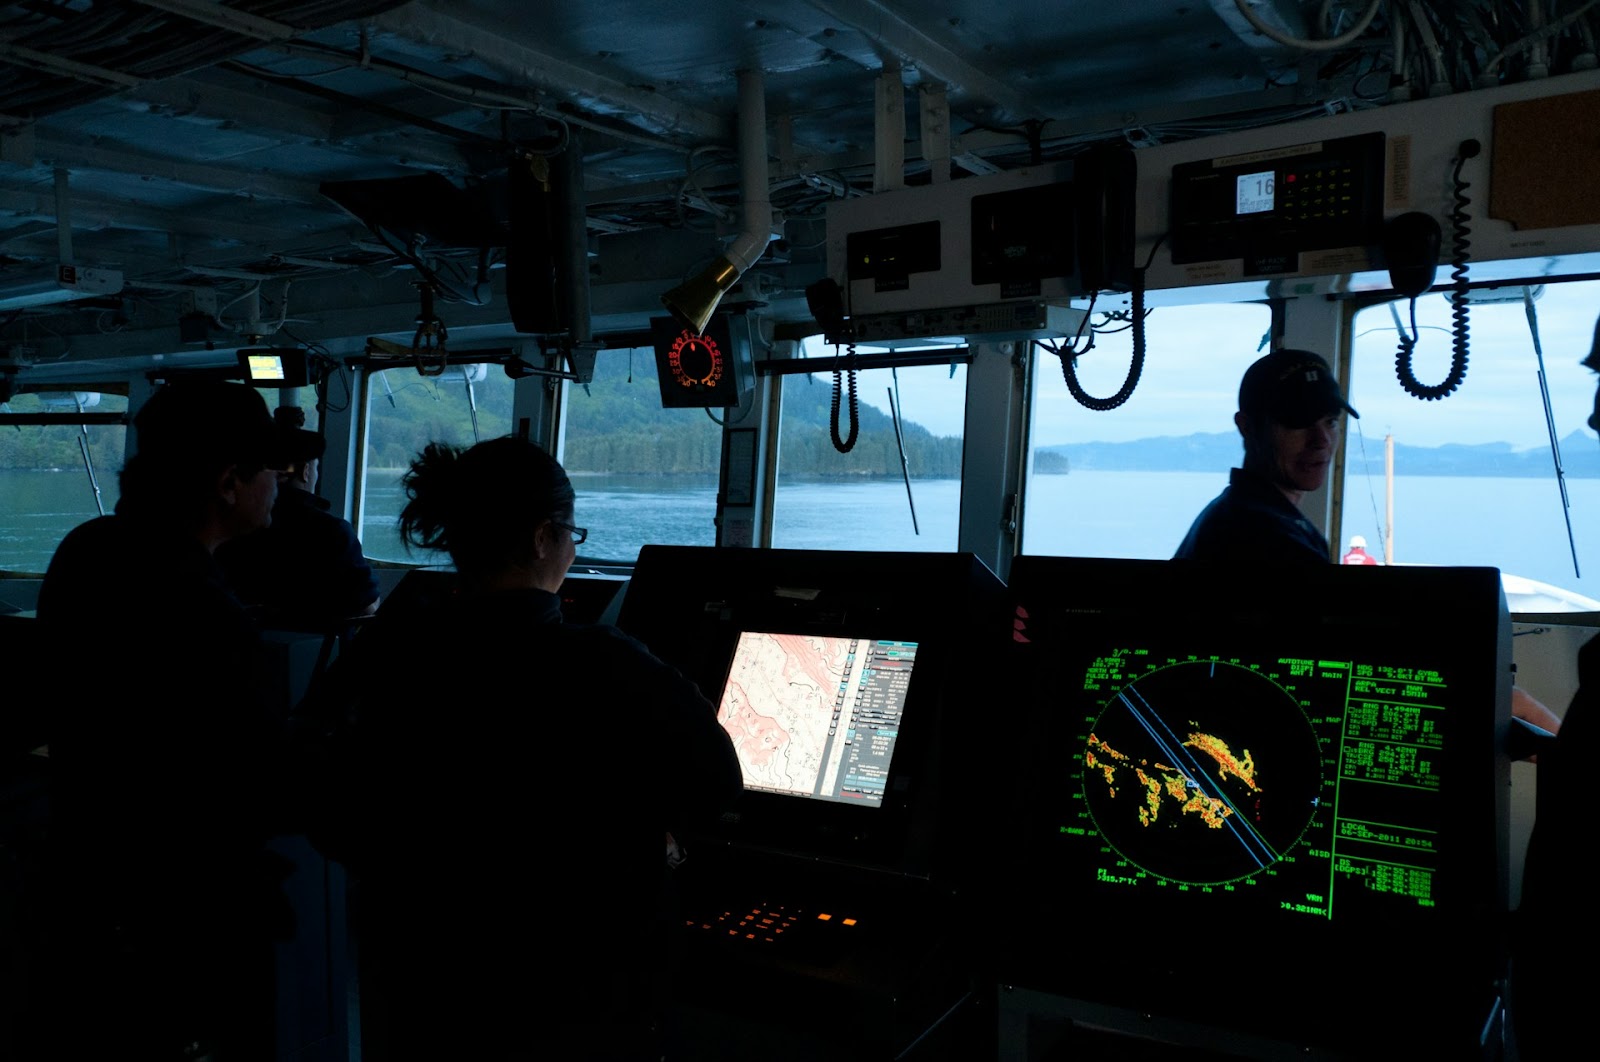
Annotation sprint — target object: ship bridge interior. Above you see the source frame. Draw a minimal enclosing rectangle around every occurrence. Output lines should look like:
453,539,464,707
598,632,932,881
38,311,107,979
3,5,1600,1062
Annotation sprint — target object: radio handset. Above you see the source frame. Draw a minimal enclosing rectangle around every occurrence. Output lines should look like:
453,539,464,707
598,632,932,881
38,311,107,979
1059,147,1144,412
1382,211,1442,298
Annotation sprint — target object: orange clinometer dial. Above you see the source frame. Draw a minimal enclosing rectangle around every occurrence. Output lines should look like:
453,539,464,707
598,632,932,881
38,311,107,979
667,329,724,389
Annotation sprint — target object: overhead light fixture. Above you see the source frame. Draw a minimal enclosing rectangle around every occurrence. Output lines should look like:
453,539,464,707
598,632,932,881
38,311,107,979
660,68,775,334
661,257,748,336
0,265,123,310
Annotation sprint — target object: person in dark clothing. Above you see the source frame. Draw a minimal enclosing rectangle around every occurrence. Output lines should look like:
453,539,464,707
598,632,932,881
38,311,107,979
1174,348,1358,565
218,423,379,629
1513,633,1593,1062
35,381,296,1061
296,436,741,1061
1511,318,1600,1062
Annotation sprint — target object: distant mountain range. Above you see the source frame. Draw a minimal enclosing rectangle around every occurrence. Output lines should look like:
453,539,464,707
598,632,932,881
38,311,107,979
1036,430,1600,478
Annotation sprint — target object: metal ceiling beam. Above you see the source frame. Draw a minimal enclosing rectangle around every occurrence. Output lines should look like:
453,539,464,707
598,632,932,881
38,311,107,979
794,0,1046,120
126,69,475,172
0,186,333,248
127,75,337,141
131,0,301,42
0,42,145,91
24,130,324,204
372,2,733,144
2,242,235,288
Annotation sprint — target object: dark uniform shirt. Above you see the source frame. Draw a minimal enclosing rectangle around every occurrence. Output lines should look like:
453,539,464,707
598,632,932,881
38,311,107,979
296,587,741,1060
1173,466,1330,564
217,486,379,629
1514,632,1597,1062
36,513,289,1059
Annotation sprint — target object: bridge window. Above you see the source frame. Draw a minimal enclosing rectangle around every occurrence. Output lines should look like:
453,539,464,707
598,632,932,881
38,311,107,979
359,363,515,565
771,339,967,551
558,346,719,562
1341,278,1600,604
0,391,128,575
1022,300,1273,559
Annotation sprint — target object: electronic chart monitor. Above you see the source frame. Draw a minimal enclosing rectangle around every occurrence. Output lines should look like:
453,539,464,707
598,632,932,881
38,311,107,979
717,630,918,807
618,545,1005,876
995,555,1512,1058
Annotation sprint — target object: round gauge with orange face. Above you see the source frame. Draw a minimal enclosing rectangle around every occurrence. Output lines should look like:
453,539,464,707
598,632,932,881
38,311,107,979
667,329,724,389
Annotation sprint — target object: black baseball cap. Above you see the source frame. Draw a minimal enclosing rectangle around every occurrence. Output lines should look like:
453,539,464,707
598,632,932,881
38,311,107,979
1238,348,1359,428
134,381,294,473
283,427,326,468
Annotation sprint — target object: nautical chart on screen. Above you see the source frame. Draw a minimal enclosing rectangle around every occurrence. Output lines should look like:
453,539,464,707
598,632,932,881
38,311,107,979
717,631,918,806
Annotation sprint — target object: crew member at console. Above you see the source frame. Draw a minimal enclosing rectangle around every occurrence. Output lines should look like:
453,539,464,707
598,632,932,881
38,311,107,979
35,381,295,1060
1175,348,1355,565
1175,350,1561,738
1513,316,1600,1062
296,436,740,1061
217,413,379,629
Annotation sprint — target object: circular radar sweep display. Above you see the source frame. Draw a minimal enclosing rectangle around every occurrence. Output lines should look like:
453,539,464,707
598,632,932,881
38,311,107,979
666,329,724,389
1081,660,1324,885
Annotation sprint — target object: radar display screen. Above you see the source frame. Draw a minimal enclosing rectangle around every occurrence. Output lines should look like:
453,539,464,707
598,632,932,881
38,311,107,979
1071,646,1447,917
1001,557,1507,944
996,556,1509,1053
717,631,917,807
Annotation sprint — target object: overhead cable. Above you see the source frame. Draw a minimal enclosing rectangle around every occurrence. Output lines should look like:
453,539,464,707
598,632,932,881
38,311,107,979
1231,0,1384,51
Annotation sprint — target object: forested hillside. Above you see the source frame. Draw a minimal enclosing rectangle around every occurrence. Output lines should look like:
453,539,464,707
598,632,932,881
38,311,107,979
0,393,129,471
563,348,965,478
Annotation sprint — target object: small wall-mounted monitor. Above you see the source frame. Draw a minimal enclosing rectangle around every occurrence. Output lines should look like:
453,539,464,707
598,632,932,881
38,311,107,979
238,348,308,388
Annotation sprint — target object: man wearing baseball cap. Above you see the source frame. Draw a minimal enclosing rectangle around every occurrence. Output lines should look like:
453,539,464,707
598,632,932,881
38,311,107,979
1174,348,1358,565
218,413,380,630
36,380,296,1059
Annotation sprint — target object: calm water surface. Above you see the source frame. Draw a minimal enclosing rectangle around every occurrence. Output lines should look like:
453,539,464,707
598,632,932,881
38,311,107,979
5,467,1597,599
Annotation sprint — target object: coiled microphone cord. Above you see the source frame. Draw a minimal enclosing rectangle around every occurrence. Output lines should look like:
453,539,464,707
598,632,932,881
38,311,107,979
1397,139,1478,400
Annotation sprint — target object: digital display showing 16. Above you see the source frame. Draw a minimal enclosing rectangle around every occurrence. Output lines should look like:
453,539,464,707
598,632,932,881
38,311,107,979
1236,170,1275,215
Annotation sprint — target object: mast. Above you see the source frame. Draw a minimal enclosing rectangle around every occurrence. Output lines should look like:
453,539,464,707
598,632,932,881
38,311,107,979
1384,433,1395,565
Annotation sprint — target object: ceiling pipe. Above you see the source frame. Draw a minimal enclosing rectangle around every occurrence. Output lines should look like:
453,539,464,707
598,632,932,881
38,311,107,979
54,167,72,265
660,67,776,335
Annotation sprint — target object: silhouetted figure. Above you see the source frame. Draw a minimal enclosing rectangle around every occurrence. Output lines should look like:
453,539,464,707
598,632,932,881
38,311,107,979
297,436,740,1061
34,381,296,1061
1175,348,1357,565
218,420,379,630
1512,319,1600,1061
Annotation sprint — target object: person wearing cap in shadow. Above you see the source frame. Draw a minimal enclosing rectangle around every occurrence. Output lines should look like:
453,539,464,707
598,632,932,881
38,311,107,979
1175,349,1562,734
1174,348,1358,565
34,381,297,1061
218,412,379,632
